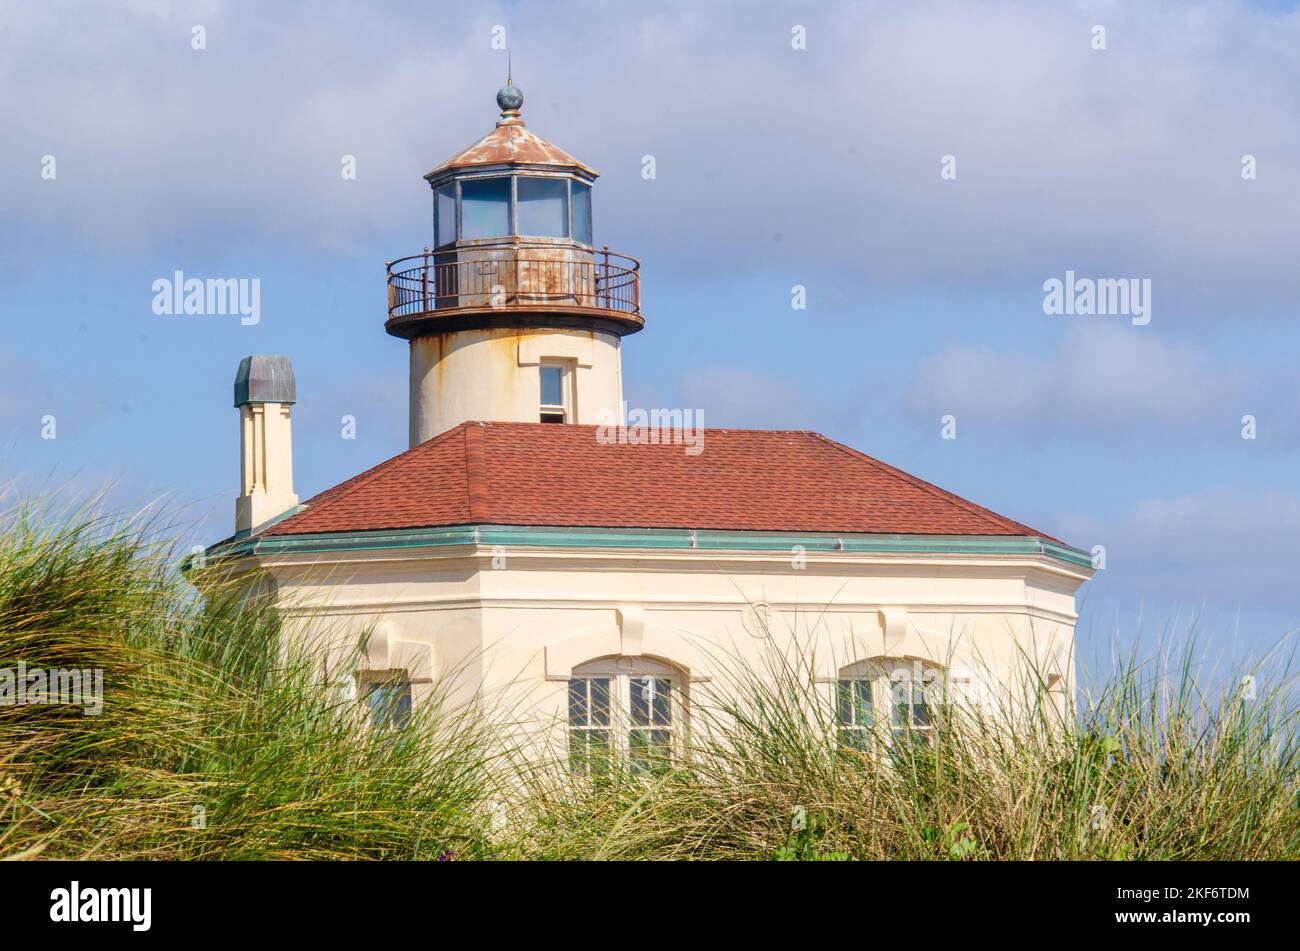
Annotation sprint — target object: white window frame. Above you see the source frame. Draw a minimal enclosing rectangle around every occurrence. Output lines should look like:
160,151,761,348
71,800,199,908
836,658,946,749
568,656,685,776
539,359,573,423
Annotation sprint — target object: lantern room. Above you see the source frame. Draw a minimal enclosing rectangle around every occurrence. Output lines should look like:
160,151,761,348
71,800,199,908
425,82,595,247
429,171,593,246
386,82,643,446
385,83,641,341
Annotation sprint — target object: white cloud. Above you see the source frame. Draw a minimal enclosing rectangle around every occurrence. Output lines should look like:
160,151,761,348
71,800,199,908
4,1,1300,310
906,323,1263,440
1055,486,1300,610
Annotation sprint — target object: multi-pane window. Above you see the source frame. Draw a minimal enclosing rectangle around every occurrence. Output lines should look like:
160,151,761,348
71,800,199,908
568,676,612,776
836,659,944,749
568,659,682,776
835,677,873,750
628,675,673,774
889,666,938,744
432,175,594,243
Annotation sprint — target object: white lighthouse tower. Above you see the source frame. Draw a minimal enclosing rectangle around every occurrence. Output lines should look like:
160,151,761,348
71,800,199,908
386,82,643,446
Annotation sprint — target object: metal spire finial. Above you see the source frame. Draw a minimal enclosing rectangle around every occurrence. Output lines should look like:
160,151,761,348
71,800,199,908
496,56,524,125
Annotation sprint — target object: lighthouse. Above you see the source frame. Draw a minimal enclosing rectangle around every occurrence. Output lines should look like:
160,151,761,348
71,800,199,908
385,82,642,447
207,80,1091,749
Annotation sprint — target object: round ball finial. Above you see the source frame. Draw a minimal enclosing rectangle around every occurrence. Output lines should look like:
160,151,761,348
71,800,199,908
496,84,523,112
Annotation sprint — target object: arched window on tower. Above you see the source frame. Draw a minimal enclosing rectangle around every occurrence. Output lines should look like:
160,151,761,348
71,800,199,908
568,657,684,776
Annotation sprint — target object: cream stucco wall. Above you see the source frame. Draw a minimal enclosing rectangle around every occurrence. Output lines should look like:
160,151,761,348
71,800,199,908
408,328,623,446
234,401,299,534
240,543,1091,754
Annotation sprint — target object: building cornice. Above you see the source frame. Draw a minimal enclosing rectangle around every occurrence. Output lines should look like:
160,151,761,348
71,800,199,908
272,594,1082,627
197,523,1094,575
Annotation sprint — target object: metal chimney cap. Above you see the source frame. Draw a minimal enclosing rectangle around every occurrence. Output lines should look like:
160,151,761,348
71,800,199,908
234,355,296,407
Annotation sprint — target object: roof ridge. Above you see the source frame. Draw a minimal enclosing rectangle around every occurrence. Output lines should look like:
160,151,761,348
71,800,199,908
472,421,825,436
462,422,493,522
264,422,474,536
806,432,1054,540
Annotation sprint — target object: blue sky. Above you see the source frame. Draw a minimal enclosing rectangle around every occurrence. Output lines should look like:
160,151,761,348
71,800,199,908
2,0,1298,676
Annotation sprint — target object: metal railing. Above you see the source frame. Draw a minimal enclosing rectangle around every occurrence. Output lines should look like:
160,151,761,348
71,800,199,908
386,242,640,320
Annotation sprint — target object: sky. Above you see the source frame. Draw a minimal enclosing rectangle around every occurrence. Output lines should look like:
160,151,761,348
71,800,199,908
1,0,1297,679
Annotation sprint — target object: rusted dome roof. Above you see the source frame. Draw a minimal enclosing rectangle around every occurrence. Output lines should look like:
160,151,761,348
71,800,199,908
425,84,598,180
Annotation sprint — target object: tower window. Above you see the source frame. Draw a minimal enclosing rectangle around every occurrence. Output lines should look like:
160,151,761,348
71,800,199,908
516,177,569,238
571,181,592,245
459,176,511,240
434,184,456,247
539,362,568,423
432,174,594,244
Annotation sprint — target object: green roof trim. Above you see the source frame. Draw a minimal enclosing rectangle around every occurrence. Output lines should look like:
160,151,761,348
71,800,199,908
197,524,1093,571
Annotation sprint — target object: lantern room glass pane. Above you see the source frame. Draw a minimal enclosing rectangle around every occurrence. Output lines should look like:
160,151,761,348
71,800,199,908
571,181,592,245
434,184,456,247
516,176,569,237
460,176,511,239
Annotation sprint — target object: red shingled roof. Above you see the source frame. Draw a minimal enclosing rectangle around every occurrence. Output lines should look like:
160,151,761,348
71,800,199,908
263,421,1056,541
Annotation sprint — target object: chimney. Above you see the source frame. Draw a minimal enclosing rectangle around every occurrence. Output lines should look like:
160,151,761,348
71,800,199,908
233,355,299,534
